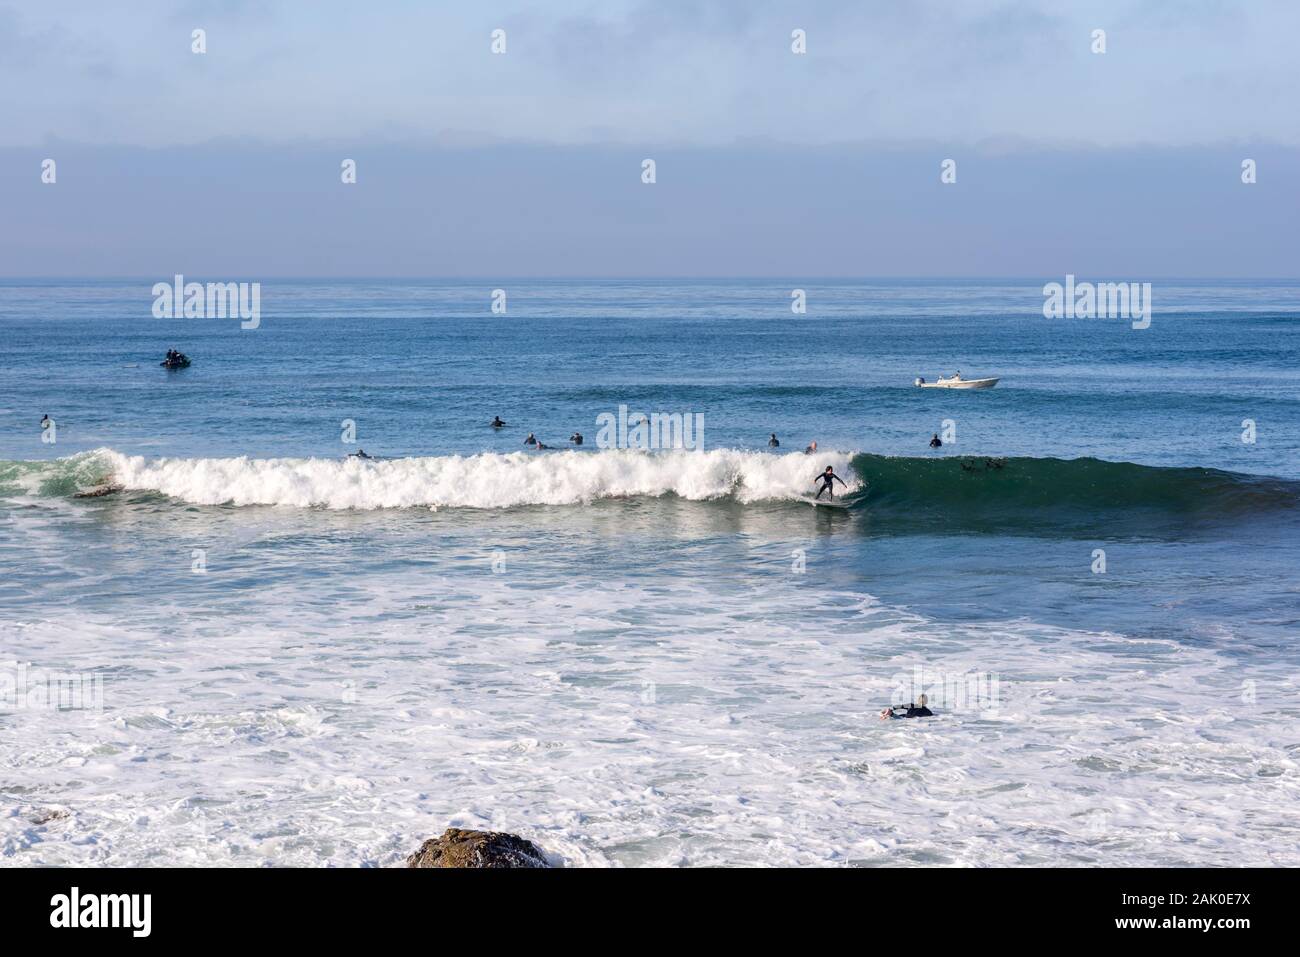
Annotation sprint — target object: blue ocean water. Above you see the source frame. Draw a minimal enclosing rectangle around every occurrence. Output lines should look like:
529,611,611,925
1,279,1298,867
4,278,1299,467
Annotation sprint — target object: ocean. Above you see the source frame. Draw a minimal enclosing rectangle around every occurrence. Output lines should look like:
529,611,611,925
2,278,1298,867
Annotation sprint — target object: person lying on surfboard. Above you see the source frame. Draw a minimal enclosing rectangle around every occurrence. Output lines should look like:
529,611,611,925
813,466,847,500
879,695,935,720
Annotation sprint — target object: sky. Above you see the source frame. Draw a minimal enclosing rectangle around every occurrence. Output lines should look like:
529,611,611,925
1,0,1297,276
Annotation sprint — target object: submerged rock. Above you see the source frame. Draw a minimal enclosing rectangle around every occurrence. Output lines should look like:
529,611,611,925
405,828,551,868
30,808,72,825
74,484,124,498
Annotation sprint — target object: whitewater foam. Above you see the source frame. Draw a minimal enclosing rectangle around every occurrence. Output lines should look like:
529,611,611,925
4,574,1297,868
61,448,861,510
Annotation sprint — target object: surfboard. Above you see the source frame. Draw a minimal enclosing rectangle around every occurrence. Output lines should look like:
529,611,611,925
802,495,850,509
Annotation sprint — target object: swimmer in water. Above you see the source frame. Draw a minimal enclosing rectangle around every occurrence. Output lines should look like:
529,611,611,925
491,416,506,428
524,432,537,446
804,440,817,455
768,433,780,448
570,432,583,445
813,465,847,501
929,434,942,448
879,695,934,720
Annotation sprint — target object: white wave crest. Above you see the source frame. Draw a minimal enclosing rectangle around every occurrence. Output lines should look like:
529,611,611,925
94,448,860,509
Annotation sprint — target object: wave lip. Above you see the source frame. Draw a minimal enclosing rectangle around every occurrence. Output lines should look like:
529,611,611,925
86,448,860,510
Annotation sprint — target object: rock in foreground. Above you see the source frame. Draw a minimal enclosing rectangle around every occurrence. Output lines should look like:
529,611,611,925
406,828,551,868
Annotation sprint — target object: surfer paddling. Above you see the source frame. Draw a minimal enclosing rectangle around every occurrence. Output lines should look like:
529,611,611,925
879,695,935,720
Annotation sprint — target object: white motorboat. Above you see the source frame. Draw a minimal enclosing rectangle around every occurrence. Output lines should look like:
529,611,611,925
914,375,999,389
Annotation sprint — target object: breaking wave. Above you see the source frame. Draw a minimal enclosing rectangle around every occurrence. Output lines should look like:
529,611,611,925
0,447,859,509
2,449,1295,526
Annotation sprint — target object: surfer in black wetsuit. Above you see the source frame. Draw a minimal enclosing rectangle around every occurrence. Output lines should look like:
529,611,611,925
524,432,537,445
813,466,847,500
491,416,506,428
804,440,817,455
929,434,942,448
768,433,780,448
349,449,374,460
880,695,934,720
570,432,583,445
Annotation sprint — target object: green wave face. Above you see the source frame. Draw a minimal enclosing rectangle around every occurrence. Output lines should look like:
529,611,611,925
848,453,1300,529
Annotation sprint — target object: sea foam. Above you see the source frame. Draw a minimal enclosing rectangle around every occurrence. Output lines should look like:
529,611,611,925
90,448,859,509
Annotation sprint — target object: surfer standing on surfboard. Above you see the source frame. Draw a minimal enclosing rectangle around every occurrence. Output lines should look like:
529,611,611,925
813,466,847,501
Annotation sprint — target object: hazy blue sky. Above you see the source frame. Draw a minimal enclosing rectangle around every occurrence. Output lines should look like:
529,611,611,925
2,1,1296,276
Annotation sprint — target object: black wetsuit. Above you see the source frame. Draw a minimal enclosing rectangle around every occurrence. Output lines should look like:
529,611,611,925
929,437,942,448
886,703,934,719
524,435,537,445
570,433,583,445
769,436,780,448
492,418,505,428
815,472,846,499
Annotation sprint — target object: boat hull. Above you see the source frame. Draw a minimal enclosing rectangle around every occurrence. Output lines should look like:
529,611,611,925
917,377,998,389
